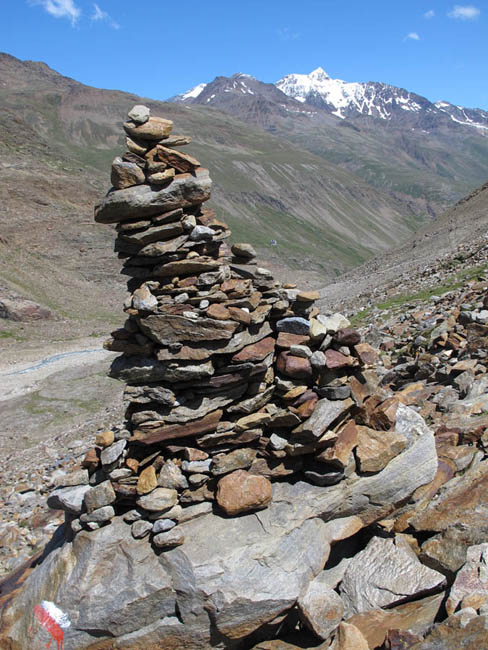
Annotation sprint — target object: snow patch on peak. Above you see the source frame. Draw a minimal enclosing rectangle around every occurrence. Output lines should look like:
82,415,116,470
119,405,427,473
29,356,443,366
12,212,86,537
181,83,207,100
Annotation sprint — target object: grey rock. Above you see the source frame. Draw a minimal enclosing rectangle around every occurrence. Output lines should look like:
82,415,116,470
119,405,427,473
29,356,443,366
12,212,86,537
226,386,275,414
100,439,127,466
310,350,326,369
231,243,257,259
158,460,189,490
153,528,185,549
293,397,352,442
317,313,350,333
84,481,116,514
178,502,213,523
128,104,150,124
298,572,344,640
95,168,212,224
47,485,91,515
289,344,312,358
80,505,115,524
110,356,214,383
131,520,153,539
211,448,257,476
190,225,214,241
188,474,208,488
152,519,176,534
132,286,158,311
181,459,212,474
123,509,143,523
53,469,89,487
339,536,446,618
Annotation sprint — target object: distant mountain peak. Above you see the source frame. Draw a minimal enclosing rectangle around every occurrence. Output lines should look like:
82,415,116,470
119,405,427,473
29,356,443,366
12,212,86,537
309,66,330,81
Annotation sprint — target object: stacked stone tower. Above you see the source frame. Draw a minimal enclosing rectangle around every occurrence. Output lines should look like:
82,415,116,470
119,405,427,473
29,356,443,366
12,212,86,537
49,105,381,549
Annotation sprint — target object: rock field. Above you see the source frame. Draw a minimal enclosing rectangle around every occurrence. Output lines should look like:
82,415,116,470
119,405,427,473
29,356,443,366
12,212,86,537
1,106,487,649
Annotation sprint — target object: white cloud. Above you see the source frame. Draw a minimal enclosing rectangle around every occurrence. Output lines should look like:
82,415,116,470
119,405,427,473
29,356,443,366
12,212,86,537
424,9,435,19
91,2,120,29
448,5,480,20
406,32,420,40
31,0,81,24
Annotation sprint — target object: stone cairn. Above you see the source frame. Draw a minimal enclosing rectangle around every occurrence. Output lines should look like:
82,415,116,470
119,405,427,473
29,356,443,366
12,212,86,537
48,105,383,549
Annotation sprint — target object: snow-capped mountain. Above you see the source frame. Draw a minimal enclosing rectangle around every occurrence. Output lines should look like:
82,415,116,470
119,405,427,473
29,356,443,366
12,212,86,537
170,67,488,131
276,67,488,129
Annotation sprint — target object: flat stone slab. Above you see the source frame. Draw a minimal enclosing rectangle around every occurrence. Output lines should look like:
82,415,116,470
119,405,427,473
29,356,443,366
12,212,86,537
94,168,211,223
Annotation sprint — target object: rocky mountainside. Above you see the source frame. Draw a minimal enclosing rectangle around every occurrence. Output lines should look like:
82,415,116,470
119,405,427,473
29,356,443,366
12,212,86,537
171,69,488,215
1,106,488,650
0,50,422,330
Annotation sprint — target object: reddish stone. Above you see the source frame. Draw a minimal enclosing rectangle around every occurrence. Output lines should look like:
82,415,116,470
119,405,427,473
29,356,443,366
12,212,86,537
216,469,272,515
277,351,313,379
227,306,251,325
295,398,318,419
232,336,275,363
325,349,353,369
81,448,99,471
276,331,310,349
354,342,379,366
206,303,231,320
334,328,361,346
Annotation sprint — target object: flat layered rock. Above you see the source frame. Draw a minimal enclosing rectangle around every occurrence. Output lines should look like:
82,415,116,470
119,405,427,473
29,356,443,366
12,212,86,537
110,356,214,384
139,312,239,345
94,168,211,223
293,398,353,442
339,536,446,618
132,409,223,444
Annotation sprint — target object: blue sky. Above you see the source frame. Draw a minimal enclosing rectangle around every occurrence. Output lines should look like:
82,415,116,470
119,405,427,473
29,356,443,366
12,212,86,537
2,1,487,109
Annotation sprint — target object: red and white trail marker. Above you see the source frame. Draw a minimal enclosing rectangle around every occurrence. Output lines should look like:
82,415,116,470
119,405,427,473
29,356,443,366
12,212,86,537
32,600,70,650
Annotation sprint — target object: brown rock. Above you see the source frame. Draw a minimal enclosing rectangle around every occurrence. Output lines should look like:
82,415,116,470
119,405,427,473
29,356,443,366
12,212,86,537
132,410,223,444
156,144,200,173
81,448,99,471
277,351,313,379
276,332,310,349
95,430,114,448
123,116,173,141
316,420,358,468
331,622,369,650
232,336,275,363
354,342,379,366
136,465,158,495
206,303,231,320
139,312,239,345
227,306,251,325
153,257,220,278
347,593,444,649
356,426,407,473
296,290,320,302
325,349,353,369
111,158,145,189
216,469,272,515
